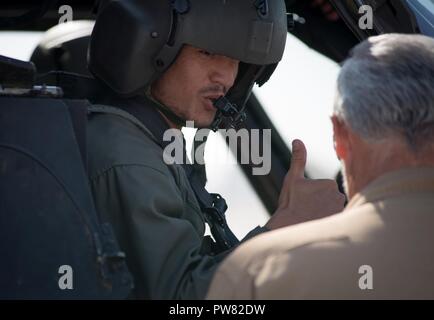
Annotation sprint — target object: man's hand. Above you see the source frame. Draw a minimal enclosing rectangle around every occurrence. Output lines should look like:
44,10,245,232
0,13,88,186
265,139,345,230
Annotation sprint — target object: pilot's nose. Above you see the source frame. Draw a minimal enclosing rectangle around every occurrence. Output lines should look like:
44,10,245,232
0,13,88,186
210,55,239,92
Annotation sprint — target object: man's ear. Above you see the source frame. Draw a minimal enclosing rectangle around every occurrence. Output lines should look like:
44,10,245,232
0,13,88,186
331,115,350,160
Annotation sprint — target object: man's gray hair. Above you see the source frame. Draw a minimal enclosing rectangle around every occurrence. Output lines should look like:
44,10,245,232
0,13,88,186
334,33,434,148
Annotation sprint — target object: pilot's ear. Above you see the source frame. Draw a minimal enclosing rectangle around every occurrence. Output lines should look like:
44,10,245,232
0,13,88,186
331,115,350,161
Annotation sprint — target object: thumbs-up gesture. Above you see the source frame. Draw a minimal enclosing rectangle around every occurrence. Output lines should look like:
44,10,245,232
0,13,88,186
265,139,346,230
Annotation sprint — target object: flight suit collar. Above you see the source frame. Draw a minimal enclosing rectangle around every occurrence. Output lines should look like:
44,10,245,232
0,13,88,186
103,94,175,151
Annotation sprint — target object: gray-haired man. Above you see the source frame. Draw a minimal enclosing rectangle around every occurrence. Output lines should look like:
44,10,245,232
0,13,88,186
207,33,434,299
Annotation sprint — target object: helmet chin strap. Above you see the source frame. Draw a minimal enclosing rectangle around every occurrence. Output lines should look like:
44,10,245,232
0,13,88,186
145,87,186,127
154,103,187,128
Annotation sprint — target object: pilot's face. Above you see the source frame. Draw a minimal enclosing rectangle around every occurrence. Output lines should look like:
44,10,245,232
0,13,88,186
151,45,239,128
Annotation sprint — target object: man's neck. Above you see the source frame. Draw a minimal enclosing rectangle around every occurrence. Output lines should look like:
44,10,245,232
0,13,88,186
346,143,434,199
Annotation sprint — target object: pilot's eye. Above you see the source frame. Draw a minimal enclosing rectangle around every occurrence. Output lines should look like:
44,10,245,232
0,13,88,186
199,50,212,56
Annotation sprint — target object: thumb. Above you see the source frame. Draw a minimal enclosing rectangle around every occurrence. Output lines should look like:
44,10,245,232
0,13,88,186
289,139,307,180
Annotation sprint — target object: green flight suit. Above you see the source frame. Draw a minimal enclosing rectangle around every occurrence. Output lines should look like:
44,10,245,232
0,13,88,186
86,103,266,299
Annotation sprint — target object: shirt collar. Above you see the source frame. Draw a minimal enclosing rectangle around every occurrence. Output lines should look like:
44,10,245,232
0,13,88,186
346,166,434,210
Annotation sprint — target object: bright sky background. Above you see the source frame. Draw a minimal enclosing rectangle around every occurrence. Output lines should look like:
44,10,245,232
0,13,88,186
255,34,341,179
0,30,341,239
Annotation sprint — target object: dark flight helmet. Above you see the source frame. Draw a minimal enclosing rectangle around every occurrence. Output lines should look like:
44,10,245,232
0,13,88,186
88,0,288,114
